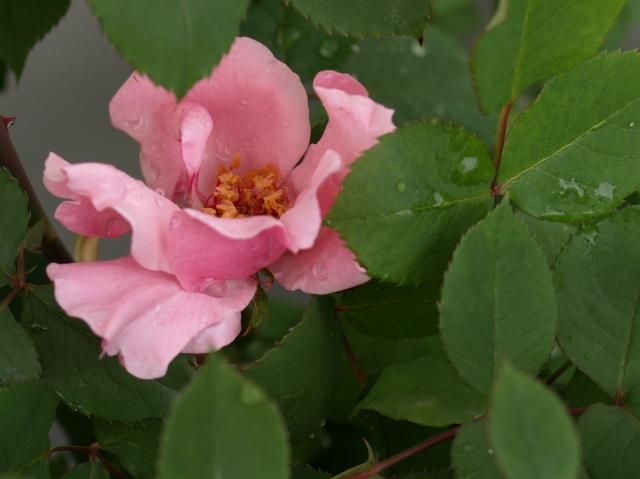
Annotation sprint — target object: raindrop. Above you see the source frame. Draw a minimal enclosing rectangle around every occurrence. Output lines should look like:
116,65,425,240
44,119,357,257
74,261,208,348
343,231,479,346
396,181,407,193
583,230,598,247
318,39,339,58
312,261,328,281
558,178,584,198
461,156,478,173
145,165,160,184
29,323,48,331
123,114,148,133
594,182,616,200
410,42,428,57
433,192,444,206
207,281,228,297
351,44,361,54
542,206,564,218
630,121,636,128
105,217,125,237
240,385,263,405
487,448,494,455
239,98,249,108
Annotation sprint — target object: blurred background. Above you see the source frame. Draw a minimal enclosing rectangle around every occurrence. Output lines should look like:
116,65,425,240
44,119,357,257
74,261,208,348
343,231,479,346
0,0,637,256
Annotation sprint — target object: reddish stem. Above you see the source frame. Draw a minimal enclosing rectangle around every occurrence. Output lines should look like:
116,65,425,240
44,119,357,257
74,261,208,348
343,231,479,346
0,122,71,264
48,445,126,478
491,102,513,194
348,427,459,479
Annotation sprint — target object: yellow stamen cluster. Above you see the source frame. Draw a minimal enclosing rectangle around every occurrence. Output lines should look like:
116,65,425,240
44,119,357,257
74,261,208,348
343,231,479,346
203,156,290,219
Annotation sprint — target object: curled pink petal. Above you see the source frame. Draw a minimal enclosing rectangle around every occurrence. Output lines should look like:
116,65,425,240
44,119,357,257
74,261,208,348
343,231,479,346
167,210,289,289
270,227,369,295
109,73,183,197
44,153,178,273
47,257,256,379
280,149,342,251
290,71,395,194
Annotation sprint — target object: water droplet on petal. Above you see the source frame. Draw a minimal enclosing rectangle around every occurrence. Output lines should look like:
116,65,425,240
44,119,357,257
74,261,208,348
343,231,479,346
145,165,160,184
312,261,328,281
207,281,227,297
123,114,148,133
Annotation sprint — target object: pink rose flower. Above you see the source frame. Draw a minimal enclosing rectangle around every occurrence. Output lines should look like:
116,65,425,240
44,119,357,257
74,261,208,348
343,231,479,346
44,37,395,379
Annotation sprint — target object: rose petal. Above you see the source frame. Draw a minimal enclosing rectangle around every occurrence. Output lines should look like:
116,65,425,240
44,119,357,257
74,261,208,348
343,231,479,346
109,73,184,197
270,227,369,294
47,257,256,379
290,71,395,196
167,210,289,289
188,37,310,197
44,153,178,273
280,149,342,251
181,318,241,354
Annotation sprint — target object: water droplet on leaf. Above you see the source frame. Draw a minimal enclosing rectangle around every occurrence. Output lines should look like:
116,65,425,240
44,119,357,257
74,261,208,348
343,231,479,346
410,42,428,57
241,385,263,405
396,181,407,193
319,39,339,58
594,182,616,200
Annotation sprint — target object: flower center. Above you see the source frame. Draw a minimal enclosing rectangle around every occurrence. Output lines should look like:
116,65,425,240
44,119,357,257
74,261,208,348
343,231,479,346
203,155,290,219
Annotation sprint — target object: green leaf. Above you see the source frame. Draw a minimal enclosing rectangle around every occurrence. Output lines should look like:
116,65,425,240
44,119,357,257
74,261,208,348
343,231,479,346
561,371,610,410
498,51,640,222
0,382,58,477
356,338,486,427
292,464,330,479
490,365,580,479
59,463,108,479
21,285,193,420
94,419,161,479
440,201,557,393
578,404,640,478
157,354,289,479
87,0,249,97
241,0,353,83
452,421,504,479
336,281,437,339
328,121,493,285
0,307,39,386
472,0,626,112
516,212,575,265
288,0,431,37
342,322,433,374
0,0,71,77
556,206,640,398
344,27,495,145
0,168,28,286
246,297,342,444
